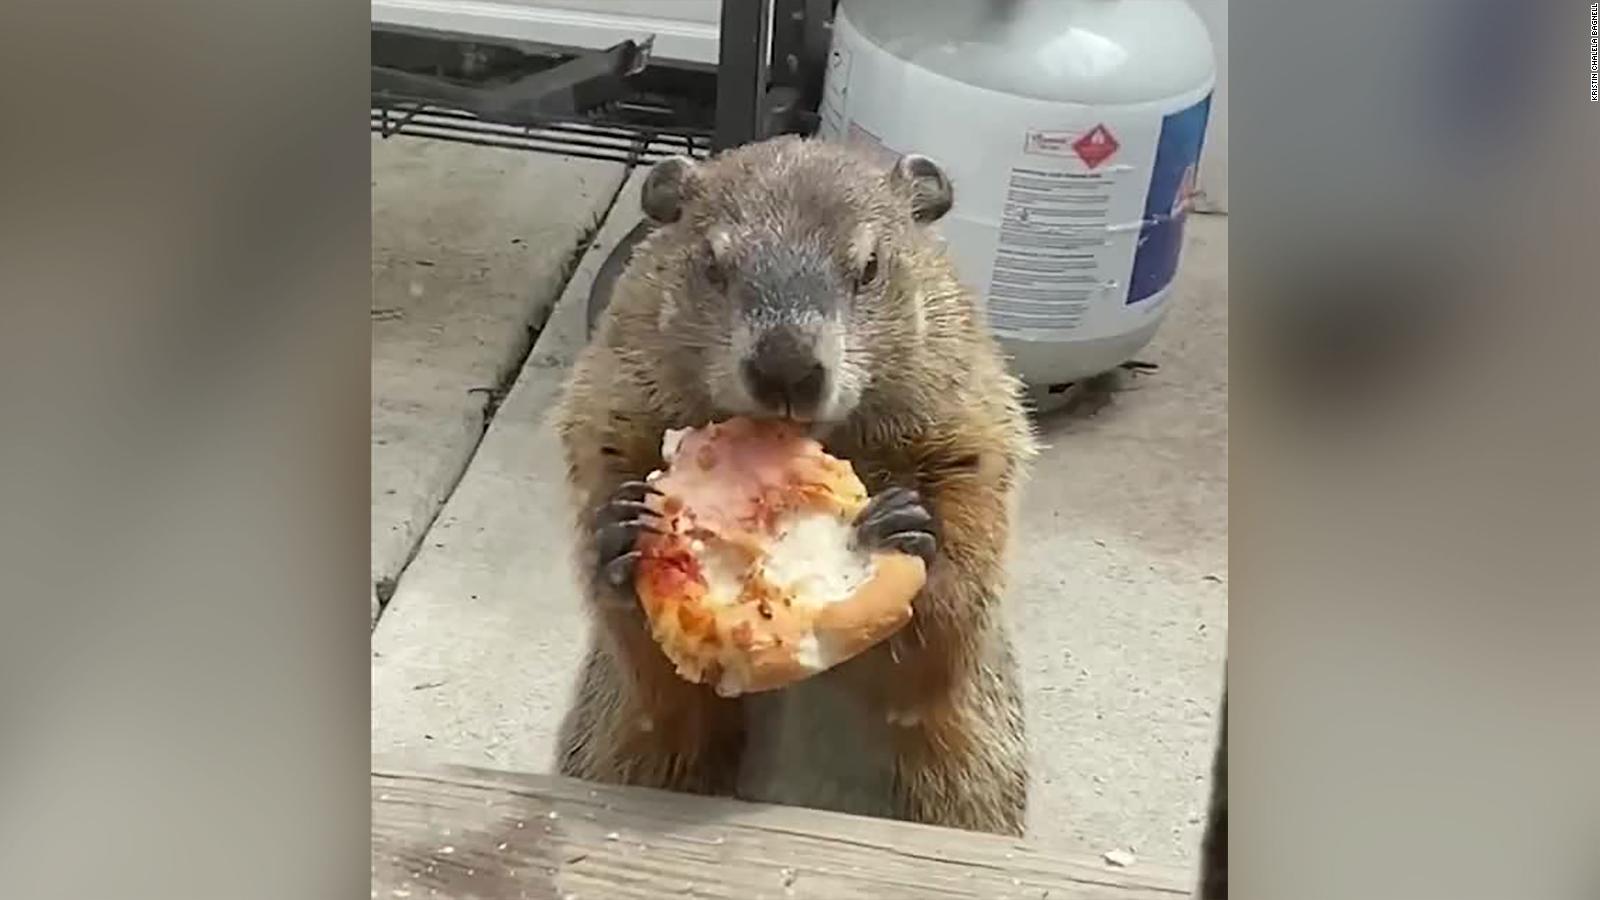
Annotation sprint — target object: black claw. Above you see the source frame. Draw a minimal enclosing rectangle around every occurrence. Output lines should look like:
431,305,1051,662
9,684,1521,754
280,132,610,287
853,486,938,562
855,507,935,546
614,480,662,499
596,499,657,525
593,480,669,596
882,531,937,563
859,486,920,518
596,518,661,559
603,550,643,587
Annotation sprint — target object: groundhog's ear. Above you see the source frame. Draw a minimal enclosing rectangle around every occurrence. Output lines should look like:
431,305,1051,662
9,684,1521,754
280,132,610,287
890,154,953,224
641,156,701,224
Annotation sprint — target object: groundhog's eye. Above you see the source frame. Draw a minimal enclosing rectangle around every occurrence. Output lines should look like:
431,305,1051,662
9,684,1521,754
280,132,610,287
857,251,880,290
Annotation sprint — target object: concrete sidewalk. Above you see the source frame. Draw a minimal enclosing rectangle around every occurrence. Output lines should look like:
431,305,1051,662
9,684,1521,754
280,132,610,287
370,141,1227,869
370,135,625,617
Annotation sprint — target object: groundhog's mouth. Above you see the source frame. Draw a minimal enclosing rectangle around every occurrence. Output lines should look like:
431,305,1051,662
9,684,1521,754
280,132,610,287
714,403,832,428
728,412,817,431
709,376,856,429
709,416,839,449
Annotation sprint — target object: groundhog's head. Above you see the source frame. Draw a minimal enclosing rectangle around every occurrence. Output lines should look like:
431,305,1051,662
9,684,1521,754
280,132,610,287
639,137,953,424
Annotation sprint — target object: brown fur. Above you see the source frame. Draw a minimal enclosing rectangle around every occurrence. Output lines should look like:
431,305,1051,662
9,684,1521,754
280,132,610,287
552,137,1037,834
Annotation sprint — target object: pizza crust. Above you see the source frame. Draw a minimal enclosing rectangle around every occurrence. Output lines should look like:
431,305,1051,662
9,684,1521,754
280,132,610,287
633,418,925,696
719,550,924,696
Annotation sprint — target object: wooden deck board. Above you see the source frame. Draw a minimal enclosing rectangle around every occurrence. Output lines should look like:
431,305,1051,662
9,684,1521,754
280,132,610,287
372,762,1194,900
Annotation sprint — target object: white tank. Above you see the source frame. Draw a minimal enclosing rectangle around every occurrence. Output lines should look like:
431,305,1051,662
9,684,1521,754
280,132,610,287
819,0,1215,387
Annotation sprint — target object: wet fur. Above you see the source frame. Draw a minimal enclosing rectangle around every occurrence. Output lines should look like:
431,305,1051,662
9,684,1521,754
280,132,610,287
552,137,1037,834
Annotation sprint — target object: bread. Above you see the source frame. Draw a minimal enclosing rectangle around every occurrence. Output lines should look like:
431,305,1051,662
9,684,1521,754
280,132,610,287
633,418,925,697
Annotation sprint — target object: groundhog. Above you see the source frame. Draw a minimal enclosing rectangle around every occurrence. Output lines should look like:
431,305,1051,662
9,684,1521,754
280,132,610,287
552,136,1038,835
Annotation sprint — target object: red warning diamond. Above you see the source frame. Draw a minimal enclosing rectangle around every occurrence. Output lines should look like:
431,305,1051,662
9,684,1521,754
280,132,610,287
1072,124,1120,169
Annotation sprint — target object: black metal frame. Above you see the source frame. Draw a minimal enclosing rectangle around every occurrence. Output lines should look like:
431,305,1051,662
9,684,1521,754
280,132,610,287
371,104,709,166
713,0,833,151
773,0,836,132
712,0,772,150
373,35,650,117
372,2,835,164
372,26,716,165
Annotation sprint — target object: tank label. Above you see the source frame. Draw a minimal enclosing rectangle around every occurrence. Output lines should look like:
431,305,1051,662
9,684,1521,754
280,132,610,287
984,167,1116,335
1068,124,1121,169
1128,95,1212,305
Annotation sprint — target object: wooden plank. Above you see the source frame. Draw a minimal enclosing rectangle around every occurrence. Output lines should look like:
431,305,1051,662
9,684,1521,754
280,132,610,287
372,762,1194,900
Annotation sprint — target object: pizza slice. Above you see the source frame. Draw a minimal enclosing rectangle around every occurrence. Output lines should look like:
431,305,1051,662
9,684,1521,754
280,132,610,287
634,417,925,697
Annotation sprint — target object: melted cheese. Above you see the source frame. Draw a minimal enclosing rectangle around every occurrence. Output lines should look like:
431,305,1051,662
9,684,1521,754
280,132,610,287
660,427,689,463
792,633,824,671
761,509,871,607
698,542,748,609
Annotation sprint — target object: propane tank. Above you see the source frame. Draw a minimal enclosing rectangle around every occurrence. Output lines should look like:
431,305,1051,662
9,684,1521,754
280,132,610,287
819,0,1215,388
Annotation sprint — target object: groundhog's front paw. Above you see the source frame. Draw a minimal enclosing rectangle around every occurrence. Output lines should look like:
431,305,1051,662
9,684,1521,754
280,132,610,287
593,480,663,593
853,486,937,563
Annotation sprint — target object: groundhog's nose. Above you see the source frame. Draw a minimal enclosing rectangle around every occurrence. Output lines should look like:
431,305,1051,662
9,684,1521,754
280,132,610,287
742,331,828,418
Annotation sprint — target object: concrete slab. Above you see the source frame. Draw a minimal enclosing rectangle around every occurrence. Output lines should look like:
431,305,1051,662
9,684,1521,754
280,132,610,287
370,136,625,611
1012,215,1228,863
371,185,1227,870
372,169,649,766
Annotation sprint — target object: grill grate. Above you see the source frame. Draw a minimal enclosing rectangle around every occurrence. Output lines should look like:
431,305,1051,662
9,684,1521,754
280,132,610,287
371,99,712,165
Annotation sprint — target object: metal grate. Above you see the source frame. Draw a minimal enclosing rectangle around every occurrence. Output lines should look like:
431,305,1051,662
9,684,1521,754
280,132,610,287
371,100,712,165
